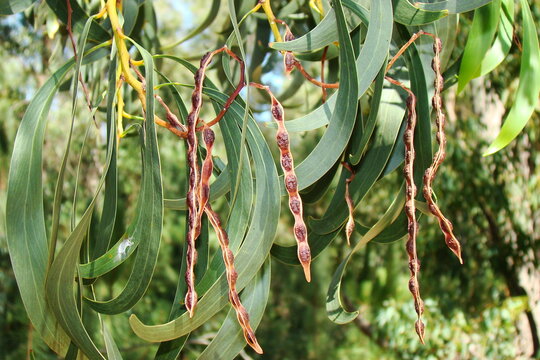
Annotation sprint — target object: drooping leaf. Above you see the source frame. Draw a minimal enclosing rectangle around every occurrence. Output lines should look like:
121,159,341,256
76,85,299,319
457,0,501,93
5,42,108,356
484,0,540,155
479,0,514,76
84,40,164,315
45,53,118,360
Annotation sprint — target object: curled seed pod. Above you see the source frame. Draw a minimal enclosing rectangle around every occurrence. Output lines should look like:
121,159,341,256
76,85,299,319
402,91,425,344
250,82,312,281
205,205,263,354
342,162,356,245
184,46,246,317
423,36,463,264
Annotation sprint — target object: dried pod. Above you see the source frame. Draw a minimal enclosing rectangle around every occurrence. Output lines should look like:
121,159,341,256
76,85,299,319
422,36,463,264
184,46,247,317
402,91,425,344
250,82,312,281
205,205,264,354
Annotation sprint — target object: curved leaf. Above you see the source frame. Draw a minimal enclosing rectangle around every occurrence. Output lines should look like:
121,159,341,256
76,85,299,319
85,41,164,315
484,0,540,155
394,0,448,26
416,0,493,13
5,43,108,355
457,0,501,93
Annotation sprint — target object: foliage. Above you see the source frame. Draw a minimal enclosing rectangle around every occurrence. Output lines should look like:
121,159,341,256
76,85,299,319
0,0,539,359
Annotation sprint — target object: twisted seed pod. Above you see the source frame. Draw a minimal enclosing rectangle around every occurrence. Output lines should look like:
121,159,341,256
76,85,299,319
386,74,425,343
197,126,263,353
184,47,246,317
422,37,463,264
204,205,264,354
184,51,213,317
250,82,312,281
403,92,425,344
342,162,356,245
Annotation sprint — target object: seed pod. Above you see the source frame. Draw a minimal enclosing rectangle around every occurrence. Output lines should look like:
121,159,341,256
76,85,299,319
205,205,264,354
402,91,425,344
342,162,356,245
250,82,312,281
184,46,247,318
422,36,463,264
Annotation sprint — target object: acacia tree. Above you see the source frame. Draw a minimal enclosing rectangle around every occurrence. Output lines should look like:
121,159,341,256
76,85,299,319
3,0,539,358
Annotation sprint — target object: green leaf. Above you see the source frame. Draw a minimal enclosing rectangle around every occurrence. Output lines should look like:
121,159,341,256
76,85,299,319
269,0,368,52
45,55,118,360
478,0,514,76
103,322,123,360
415,0,493,13
198,259,271,359
5,42,108,356
484,0,540,155
0,0,36,15
393,0,448,26
457,0,501,93
85,40,164,315
326,187,405,323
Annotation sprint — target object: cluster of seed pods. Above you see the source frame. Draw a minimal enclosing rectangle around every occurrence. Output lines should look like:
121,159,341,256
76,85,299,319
181,46,266,353
422,37,463,264
380,32,464,343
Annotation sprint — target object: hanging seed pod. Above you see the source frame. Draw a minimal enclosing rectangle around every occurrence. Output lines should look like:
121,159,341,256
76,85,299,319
422,37,463,264
184,46,247,317
250,82,312,281
386,74,425,343
342,162,356,245
403,92,425,344
204,205,264,354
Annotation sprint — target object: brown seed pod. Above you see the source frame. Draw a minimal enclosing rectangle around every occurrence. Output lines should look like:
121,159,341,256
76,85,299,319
204,205,264,354
250,82,312,282
422,36,463,264
184,46,246,317
341,162,356,245
385,75,425,343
